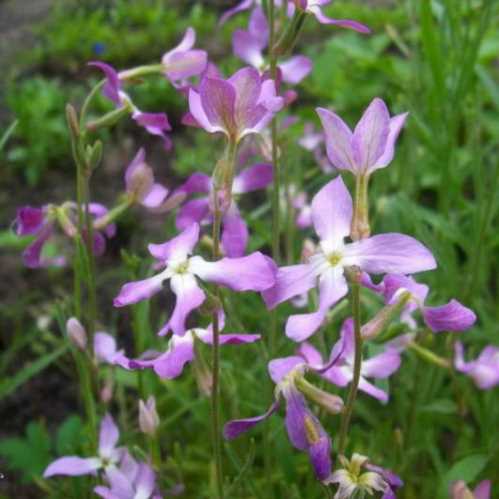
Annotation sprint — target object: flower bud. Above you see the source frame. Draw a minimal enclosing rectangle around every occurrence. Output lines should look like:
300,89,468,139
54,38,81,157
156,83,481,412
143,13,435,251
65,103,80,139
100,377,114,404
450,481,475,499
139,396,160,436
66,317,87,351
295,376,343,414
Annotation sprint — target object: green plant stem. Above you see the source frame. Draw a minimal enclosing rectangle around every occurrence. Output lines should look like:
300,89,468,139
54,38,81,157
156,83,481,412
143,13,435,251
338,278,363,454
351,174,370,241
149,434,162,470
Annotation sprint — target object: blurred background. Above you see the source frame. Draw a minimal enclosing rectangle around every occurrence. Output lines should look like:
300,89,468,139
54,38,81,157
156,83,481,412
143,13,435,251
0,0,498,497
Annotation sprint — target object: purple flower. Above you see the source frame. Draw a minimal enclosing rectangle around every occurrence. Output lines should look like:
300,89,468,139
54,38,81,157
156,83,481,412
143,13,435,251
113,223,276,336
450,480,491,499
89,62,172,149
290,1,370,33
161,27,208,87
187,67,283,143
363,274,476,333
232,7,312,85
127,310,260,379
454,342,499,389
298,122,333,173
317,98,408,176
44,414,123,478
174,163,272,257
95,451,162,499
124,149,169,209
262,175,437,341
289,319,402,402
291,189,312,229
220,0,289,25
138,396,160,436
224,351,344,482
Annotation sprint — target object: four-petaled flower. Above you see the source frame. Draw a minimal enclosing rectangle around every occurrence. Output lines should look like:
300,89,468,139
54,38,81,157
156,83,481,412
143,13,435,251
174,163,272,257
113,223,276,336
44,414,123,477
262,175,436,342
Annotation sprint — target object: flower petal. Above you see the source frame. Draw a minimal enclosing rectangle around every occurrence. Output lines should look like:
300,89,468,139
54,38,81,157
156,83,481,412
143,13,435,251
152,334,195,378
190,252,276,292
345,233,437,274
99,414,120,460
358,377,389,402
309,436,332,482
221,206,248,257
15,206,44,235
113,273,166,307
148,223,200,262
232,163,273,194
311,175,353,247
199,77,237,135
233,29,265,68
141,183,169,209
308,6,370,33
94,332,118,364
268,356,305,384
297,342,324,368
279,56,313,85
316,107,355,172
177,172,212,195
362,349,401,379
423,300,476,332
44,456,101,477
188,88,221,133
474,480,492,499
219,0,253,25
261,263,317,309
352,98,390,172
371,112,408,172
88,61,122,105
176,198,211,230
223,400,280,439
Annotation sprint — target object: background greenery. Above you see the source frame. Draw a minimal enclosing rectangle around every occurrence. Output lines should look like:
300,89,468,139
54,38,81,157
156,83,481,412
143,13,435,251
0,0,498,497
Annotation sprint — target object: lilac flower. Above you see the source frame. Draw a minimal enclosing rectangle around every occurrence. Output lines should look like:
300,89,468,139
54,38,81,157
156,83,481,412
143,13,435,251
224,351,344,482
262,175,437,341
363,274,476,332
89,62,172,149
94,331,130,369
290,1,370,33
232,7,312,85
174,163,272,256
291,189,312,229
288,319,402,402
298,122,333,173
187,67,283,143
220,0,288,25
44,414,123,478
161,27,208,87
124,149,169,209
317,98,408,176
451,480,491,499
127,311,260,379
454,342,499,389
95,451,162,499
326,453,400,498
113,223,276,336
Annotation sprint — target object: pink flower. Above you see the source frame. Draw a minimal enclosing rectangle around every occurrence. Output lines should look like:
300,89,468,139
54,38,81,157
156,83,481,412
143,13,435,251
454,342,499,389
262,176,436,341
113,223,276,336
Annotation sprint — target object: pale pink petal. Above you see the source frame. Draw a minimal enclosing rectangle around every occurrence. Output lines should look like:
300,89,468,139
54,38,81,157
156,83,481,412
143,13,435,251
44,456,101,477
94,332,118,364
188,89,221,133
358,377,389,402
99,414,119,459
199,77,237,134
219,0,254,25
362,350,401,378
141,183,168,209
279,56,313,85
248,6,269,46
268,356,305,384
316,107,356,172
152,335,195,379
371,112,408,172
233,29,265,68
113,273,165,307
297,343,325,367
148,223,200,262
308,5,370,33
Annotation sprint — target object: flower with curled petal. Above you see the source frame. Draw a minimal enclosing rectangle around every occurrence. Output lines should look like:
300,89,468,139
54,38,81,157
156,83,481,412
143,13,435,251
454,342,499,390
262,175,437,342
113,223,276,336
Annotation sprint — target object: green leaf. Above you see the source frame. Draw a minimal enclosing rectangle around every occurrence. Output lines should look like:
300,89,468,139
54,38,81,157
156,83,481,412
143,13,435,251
56,415,83,456
441,454,488,497
420,399,458,415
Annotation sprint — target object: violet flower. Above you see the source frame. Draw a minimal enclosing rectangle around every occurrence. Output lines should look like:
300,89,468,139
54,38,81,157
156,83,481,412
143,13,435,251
44,414,123,478
174,163,272,257
127,311,260,379
113,223,276,336
95,451,162,499
124,149,169,209
451,480,491,499
220,0,288,25
233,7,312,85
187,66,283,143
291,189,312,229
363,273,476,332
89,62,173,149
454,342,499,389
317,98,408,177
262,175,437,341
283,318,402,402
224,351,345,482
298,122,333,173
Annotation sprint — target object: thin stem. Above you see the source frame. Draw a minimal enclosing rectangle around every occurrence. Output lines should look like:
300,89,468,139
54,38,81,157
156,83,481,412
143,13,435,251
338,278,363,454
351,174,370,241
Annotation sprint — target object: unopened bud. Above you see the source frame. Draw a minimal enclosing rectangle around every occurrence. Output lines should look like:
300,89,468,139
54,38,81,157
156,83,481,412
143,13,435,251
100,378,114,404
65,104,80,139
295,376,343,414
139,396,160,435
86,140,103,171
127,161,154,203
450,481,475,499
66,317,87,351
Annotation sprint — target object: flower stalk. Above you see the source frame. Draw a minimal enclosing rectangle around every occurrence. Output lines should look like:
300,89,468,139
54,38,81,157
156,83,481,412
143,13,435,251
351,174,370,241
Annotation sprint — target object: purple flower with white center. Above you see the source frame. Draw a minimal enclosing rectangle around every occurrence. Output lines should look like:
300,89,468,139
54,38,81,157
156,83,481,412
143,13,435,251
317,98,408,177
454,342,499,390
127,311,260,379
286,318,402,402
95,451,162,499
363,273,476,333
232,7,312,85
174,163,272,257
44,414,123,478
161,27,208,87
262,175,437,341
113,223,276,336
124,149,169,210
326,453,397,498
187,66,284,143
290,1,370,33
89,62,173,150
451,480,491,499
224,351,345,482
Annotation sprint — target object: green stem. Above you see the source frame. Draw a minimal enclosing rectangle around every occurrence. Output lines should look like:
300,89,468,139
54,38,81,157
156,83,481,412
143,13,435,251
338,279,363,454
93,198,133,231
149,435,162,470
408,341,450,369
351,174,370,241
